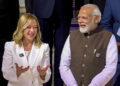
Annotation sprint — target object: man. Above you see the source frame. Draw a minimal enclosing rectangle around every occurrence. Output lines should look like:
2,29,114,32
59,4,118,86
25,0,84,86
0,0,19,86
100,0,120,85
0,0,19,40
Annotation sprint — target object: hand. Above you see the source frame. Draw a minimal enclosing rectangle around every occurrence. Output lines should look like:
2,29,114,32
37,64,50,80
15,63,29,77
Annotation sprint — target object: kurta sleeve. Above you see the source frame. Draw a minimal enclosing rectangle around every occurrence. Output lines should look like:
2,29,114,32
89,35,118,86
59,36,78,86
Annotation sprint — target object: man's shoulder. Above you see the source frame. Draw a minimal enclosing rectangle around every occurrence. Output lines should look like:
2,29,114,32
97,27,113,42
70,29,80,35
98,27,113,35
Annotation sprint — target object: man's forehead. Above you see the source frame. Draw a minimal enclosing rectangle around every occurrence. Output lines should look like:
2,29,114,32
79,7,94,16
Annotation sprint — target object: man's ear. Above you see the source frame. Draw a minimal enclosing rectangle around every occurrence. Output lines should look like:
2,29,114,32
94,15,100,24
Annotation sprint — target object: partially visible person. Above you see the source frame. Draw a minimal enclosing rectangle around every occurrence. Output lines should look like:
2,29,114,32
59,4,118,86
2,13,51,86
0,0,19,40
25,0,83,86
86,0,106,14
25,0,33,13
0,0,19,85
100,0,120,85
74,0,84,17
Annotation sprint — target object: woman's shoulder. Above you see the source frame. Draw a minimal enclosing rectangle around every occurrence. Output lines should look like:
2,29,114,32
40,43,49,49
5,41,15,45
42,43,49,46
5,41,16,48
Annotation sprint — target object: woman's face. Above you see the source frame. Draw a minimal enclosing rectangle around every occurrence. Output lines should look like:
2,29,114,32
23,19,38,42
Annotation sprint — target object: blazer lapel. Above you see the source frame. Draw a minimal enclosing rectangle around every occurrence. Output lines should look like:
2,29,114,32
28,43,40,68
15,44,28,68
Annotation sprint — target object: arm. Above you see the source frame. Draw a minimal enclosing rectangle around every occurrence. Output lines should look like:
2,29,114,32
39,44,51,83
100,0,113,32
89,35,118,86
59,36,78,86
2,42,18,81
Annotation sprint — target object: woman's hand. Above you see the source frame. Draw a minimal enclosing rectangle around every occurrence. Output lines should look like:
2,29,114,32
37,64,50,80
15,63,29,77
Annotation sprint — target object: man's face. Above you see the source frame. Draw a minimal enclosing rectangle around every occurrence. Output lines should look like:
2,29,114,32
77,8,95,33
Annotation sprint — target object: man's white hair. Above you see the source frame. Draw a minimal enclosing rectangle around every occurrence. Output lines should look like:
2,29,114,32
81,4,101,22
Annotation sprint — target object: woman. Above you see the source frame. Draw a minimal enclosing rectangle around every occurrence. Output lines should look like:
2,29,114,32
2,13,51,86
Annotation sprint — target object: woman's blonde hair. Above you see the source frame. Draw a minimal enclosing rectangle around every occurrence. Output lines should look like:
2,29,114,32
13,13,42,47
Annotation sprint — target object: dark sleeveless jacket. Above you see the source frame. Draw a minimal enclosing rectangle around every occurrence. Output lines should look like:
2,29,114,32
70,27,113,86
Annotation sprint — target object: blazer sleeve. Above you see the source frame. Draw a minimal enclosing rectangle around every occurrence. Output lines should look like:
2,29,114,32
2,42,18,81
100,0,113,32
40,44,51,83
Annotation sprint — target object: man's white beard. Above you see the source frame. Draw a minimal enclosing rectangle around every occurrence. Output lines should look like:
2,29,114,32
79,24,89,33
79,18,94,33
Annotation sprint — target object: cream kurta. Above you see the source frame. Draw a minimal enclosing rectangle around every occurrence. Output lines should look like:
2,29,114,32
2,41,51,86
